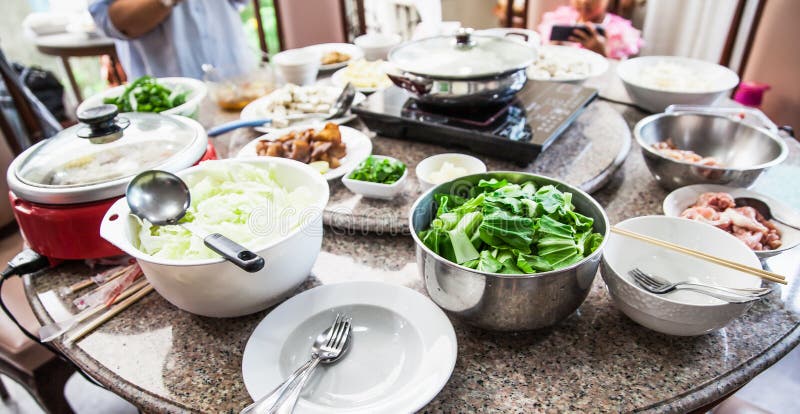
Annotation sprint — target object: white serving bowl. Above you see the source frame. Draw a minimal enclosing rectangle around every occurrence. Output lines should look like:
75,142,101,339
78,77,207,120
354,33,402,61
273,48,322,86
342,155,407,200
99,158,330,318
600,216,762,336
617,56,740,113
415,153,487,191
662,184,800,259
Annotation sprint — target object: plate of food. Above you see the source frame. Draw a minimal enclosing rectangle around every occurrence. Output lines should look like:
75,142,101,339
526,45,608,83
240,84,366,133
663,184,800,258
331,59,393,93
306,42,364,71
237,123,372,181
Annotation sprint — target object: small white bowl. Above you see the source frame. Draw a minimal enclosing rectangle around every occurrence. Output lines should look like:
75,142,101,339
77,77,207,120
273,48,322,86
600,216,763,336
415,153,487,191
342,155,408,200
354,33,402,61
617,56,740,112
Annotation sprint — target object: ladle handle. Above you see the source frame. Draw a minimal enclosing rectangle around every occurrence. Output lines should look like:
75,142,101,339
207,118,271,137
204,234,265,273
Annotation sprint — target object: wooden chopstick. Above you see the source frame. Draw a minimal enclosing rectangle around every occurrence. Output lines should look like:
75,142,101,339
65,266,129,295
71,280,150,327
611,227,787,285
66,284,155,344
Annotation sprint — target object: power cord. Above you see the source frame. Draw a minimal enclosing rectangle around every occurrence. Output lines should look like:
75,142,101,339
597,95,652,114
0,248,106,389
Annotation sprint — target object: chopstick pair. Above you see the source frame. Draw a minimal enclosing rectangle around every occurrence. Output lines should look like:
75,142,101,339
63,281,154,344
610,227,787,285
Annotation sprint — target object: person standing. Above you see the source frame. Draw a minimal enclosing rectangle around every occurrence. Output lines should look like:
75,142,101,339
89,0,256,79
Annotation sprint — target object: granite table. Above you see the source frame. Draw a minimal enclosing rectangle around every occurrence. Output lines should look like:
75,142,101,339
22,87,800,413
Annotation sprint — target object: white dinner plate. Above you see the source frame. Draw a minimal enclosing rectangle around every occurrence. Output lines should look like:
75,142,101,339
663,184,800,258
305,43,365,71
236,124,372,181
330,63,392,94
527,45,608,83
241,281,457,414
240,85,366,133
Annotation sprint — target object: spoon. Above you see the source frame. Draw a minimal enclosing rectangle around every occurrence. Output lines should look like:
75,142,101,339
126,170,265,273
240,315,352,414
734,197,800,230
206,82,357,137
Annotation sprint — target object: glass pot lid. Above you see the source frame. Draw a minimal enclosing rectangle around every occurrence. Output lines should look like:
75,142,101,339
15,105,203,190
388,28,537,79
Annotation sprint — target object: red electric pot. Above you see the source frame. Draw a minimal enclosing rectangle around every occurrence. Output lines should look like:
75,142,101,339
7,105,216,260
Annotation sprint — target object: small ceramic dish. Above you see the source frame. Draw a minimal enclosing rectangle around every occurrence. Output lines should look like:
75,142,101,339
342,155,407,200
415,153,487,191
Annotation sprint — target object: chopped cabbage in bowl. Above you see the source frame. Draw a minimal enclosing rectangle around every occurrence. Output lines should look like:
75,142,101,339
135,162,317,259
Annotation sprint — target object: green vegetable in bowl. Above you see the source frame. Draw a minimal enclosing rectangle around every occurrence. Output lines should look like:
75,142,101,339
418,178,603,274
348,156,406,184
103,75,188,113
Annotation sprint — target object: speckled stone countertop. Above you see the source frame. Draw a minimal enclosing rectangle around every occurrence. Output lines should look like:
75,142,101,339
23,73,800,413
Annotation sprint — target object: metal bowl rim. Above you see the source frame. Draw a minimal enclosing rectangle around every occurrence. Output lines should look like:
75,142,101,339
408,171,610,280
634,112,789,171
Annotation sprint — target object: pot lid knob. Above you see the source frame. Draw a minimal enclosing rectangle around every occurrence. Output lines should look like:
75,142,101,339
455,27,475,49
76,104,130,144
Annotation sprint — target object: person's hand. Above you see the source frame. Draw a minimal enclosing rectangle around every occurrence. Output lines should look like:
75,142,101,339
568,22,607,57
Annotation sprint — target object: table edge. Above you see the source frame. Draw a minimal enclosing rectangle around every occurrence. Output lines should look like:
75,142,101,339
23,270,800,413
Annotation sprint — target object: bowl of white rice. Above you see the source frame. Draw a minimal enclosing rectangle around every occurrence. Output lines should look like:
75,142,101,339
617,56,739,112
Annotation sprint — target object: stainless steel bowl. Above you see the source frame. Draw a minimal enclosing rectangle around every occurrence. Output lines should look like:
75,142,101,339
635,112,788,190
408,172,609,331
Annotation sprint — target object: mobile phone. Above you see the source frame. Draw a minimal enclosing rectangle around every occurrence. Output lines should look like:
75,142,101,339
550,24,606,42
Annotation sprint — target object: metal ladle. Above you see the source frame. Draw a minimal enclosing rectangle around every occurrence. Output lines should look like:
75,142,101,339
734,197,800,231
126,170,265,272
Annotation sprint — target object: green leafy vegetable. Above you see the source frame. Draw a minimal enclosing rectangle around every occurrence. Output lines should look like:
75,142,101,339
135,162,316,260
103,75,188,113
418,179,604,274
348,156,406,184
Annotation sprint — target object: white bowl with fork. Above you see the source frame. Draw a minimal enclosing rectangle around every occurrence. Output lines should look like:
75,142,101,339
600,216,764,336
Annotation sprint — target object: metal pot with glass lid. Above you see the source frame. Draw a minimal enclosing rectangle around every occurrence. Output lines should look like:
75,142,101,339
387,28,537,106
7,105,214,260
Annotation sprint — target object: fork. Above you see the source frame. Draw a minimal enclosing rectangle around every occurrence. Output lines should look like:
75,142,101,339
269,314,352,414
629,268,771,304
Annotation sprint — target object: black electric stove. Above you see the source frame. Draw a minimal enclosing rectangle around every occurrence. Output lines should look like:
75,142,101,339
352,81,598,165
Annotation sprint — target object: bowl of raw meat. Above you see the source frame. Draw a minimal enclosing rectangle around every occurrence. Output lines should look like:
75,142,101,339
663,185,800,259
634,111,788,190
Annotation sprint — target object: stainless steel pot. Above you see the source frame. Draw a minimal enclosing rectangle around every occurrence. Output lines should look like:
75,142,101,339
408,172,609,331
635,111,788,190
388,28,536,105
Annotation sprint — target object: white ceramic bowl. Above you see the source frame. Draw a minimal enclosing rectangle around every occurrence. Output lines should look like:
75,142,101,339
662,184,800,259
99,158,330,318
415,153,487,191
273,48,322,86
617,56,740,113
354,33,402,61
78,77,207,120
342,155,407,200
600,216,762,336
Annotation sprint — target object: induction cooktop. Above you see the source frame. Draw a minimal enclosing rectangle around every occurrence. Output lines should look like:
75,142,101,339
352,81,598,165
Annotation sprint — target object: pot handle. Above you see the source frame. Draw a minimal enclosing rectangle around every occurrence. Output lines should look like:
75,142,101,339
386,72,434,96
99,198,139,257
504,31,529,42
